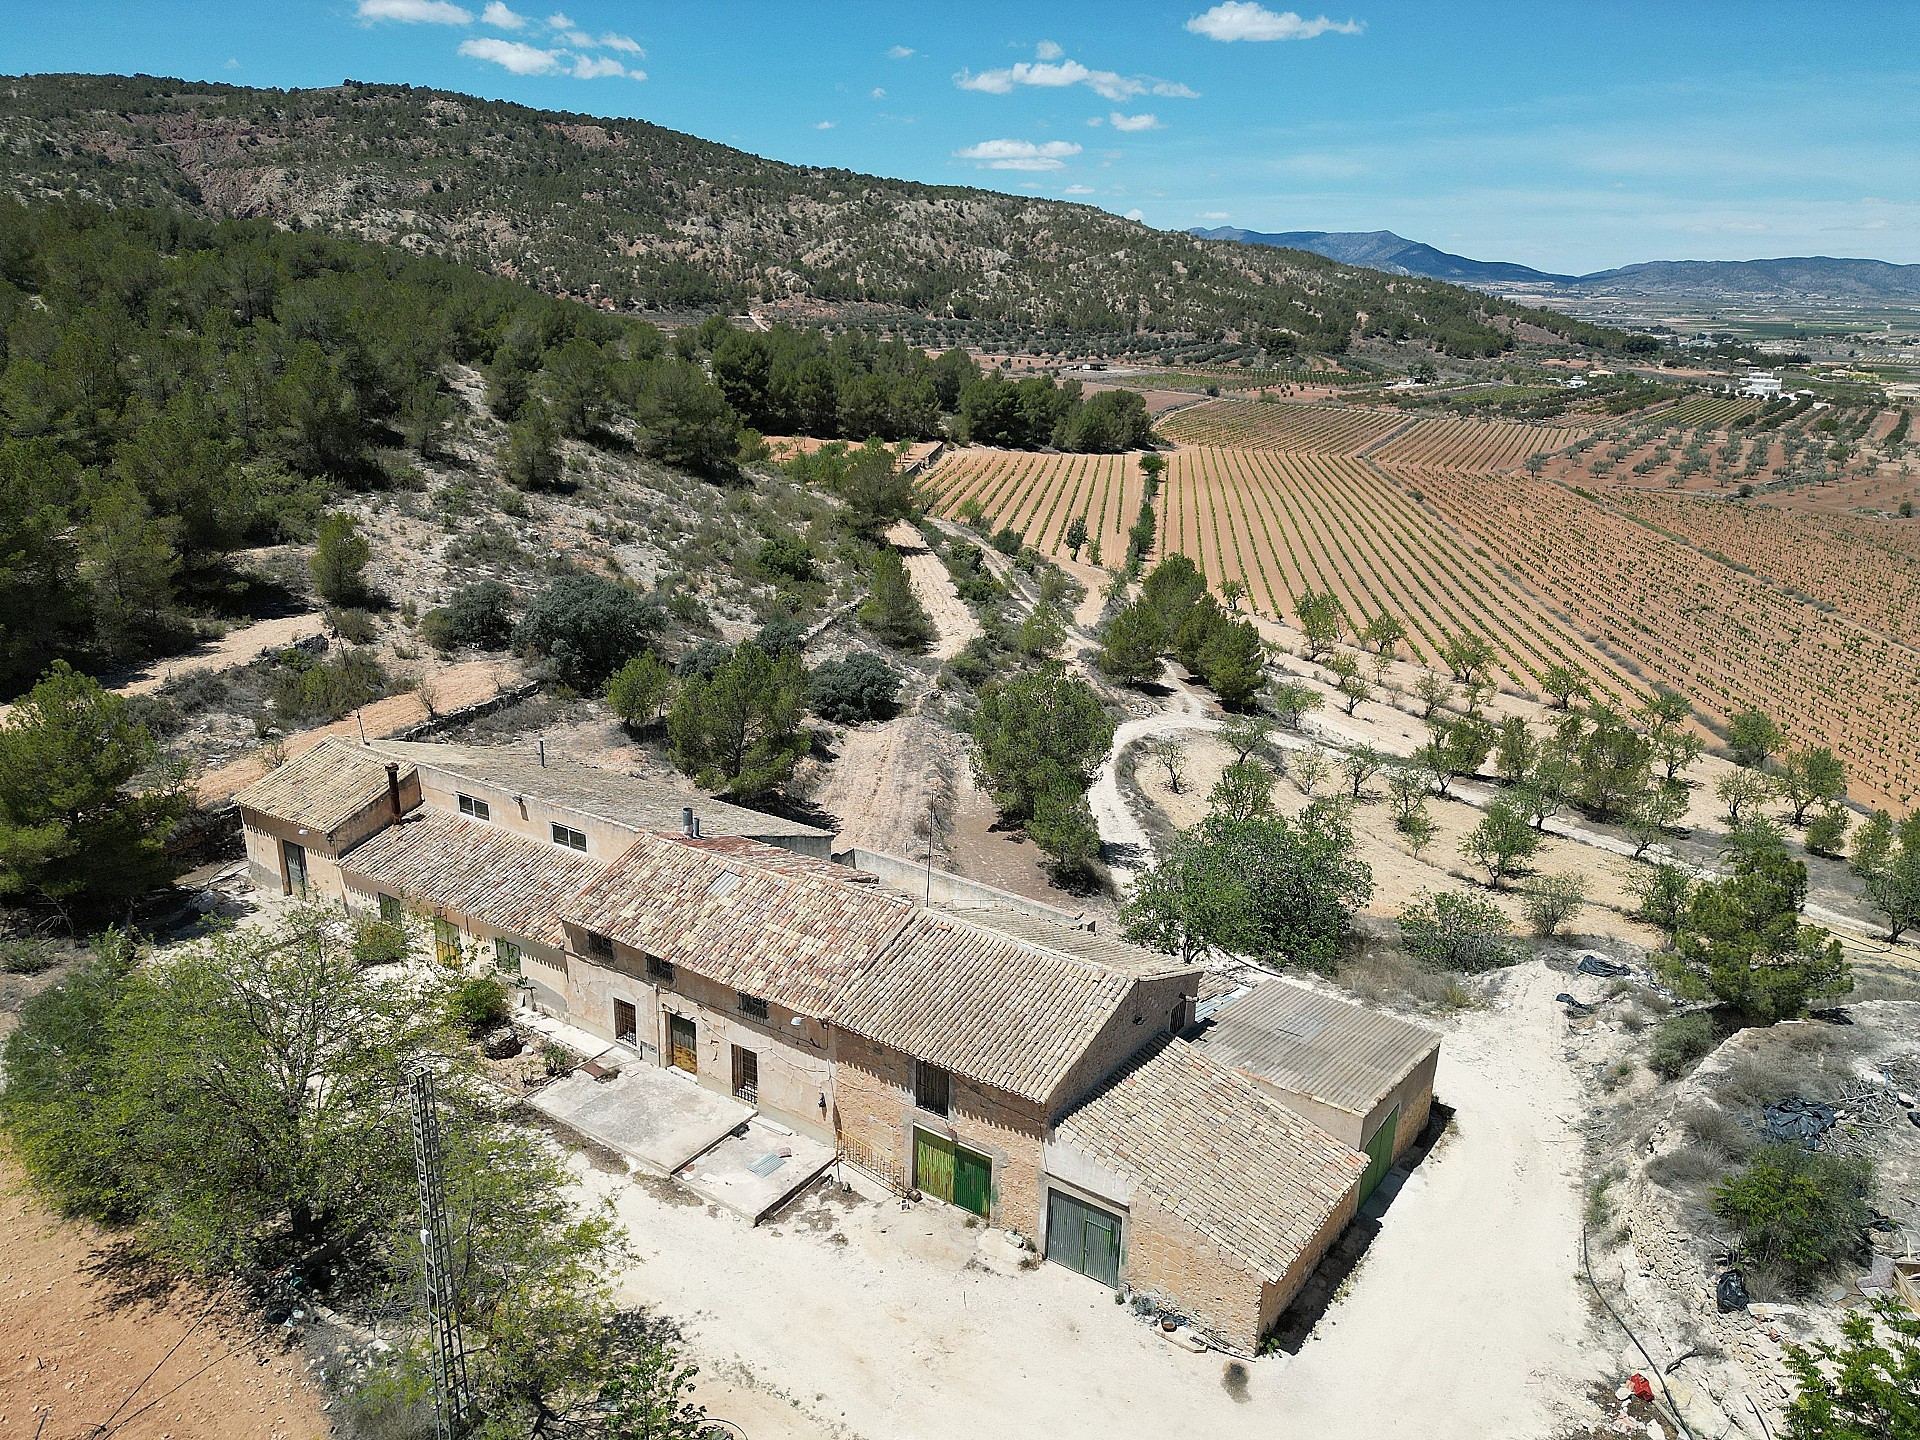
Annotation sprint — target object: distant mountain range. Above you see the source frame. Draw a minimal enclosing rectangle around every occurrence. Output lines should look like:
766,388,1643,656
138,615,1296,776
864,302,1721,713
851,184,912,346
1187,227,1920,304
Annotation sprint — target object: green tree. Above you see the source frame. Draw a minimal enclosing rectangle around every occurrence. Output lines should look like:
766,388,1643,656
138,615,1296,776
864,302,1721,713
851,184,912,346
1729,708,1786,768
1712,1144,1874,1286
1521,871,1588,937
311,511,372,606
1462,800,1541,886
1857,815,1920,943
0,662,189,909
541,336,613,439
860,546,935,651
1780,1300,1920,1440
808,653,900,725
1360,611,1406,657
1096,601,1167,686
1197,614,1265,708
1560,705,1654,820
1293,589,1343,660
1139,733,1187,793
1210,758,1276,823
0,438,84,690
1629,862,1695,942
79,483,181,656
1339,744,1385,800
605,652,675,730
1413,671,1455,718
1123,802,1372,971
1493,715,1537,786
503,399,564,490
1028,786,1104,882
636,360,739,476
421,580,517,653
1438,631,1496,685
1716,767,1777,824
970,663,1114,824
1064,514,1090,560
1623,782,1688,860
597,1338,715,1440
515,576,665,690
398,376,457,457
1662,851,1850,1022
1268,678,1322,730
1427,714,1497,783
1539,662,1590,710
1778,745,1847,826
1804,804,1850,859
667,642,809,799
1219,712,1276,765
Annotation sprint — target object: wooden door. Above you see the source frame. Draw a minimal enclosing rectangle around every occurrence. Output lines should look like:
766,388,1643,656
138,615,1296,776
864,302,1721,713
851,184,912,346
612,999,637,1047
283,841,308,898
668,1013,697,1073
1358,1104,1400,1205
1046,1190,1124,1288
952,1144,992,1218
913,1128,955,1204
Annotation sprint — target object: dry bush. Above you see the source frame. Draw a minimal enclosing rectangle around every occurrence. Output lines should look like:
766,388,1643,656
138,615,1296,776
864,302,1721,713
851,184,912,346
1647,1145,1725,1195
1677,1100,1758,1164
1708,1028,1872,1110
1337,949,1475,1011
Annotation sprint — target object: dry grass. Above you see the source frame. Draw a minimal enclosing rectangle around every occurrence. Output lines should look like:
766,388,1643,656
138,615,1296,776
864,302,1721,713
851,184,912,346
1336,949,1477,1012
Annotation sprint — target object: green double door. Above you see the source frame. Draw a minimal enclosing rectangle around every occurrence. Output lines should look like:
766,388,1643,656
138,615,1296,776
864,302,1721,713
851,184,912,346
913,1129,992,1218
1046,1190,1123,1289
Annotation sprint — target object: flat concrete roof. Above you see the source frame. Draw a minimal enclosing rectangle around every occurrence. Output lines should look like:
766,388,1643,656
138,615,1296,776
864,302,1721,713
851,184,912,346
530,1061,750,1175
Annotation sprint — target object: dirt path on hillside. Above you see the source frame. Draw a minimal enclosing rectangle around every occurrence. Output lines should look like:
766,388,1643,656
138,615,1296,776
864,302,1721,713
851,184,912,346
811,713,955,859
1087,679,1219,889
117,614,329,698
0,1157,328,1440
886,521,979,661
574,955,1600,1440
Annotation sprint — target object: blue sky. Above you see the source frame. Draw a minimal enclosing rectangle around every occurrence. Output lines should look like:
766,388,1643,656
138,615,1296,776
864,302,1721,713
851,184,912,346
6,2,1917,271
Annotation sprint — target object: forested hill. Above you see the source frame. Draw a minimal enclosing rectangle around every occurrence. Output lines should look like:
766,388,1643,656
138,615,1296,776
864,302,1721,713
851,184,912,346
0,73,1637,358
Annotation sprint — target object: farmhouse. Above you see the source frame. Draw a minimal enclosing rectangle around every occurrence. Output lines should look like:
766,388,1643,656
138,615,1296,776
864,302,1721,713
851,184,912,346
236,737,1440,1352
1741,370,1783,398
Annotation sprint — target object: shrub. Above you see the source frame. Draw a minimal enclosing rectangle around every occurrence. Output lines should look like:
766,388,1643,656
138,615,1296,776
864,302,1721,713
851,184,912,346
1712,1144,1873,1286
1399,889,1523,973
605,652,675,729
420,580,516,653
808,653,900,724
0,934,63,975
352,918,411,968
270,647,388,726
448,974,512,1035
310,512,371,605
515,575,664,689
327,607,378,645
1647,1012,1718,1080
1520,871,1588,937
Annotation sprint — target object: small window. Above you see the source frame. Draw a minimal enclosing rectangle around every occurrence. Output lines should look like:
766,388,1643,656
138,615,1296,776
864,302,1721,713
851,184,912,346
738,992,769,1021
496,938,522,974
457,792,491,821
583,930,615,961
378,892,402,924
914,1060,951,1118
647,954,675,983
433,917,462,965
551,823,587,852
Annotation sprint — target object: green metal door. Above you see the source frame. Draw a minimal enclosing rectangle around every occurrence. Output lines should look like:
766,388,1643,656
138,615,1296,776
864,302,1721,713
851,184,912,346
1046,1190,1123,1288
952,1144,992,1218
1358,1104,1399,1204
914,1129,955,1203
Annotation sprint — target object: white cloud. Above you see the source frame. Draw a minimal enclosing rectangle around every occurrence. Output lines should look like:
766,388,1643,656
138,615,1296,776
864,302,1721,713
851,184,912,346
223,57,241,69
357,0,472,23
955,53,1196,103
1109,111,1162,131
1063,184,1095,194
954,138,1083,171
870,87,886,99
1186,4,1363,42
571,54,637,78
1125,208,1146,221
597,32,643,54
1199,210,1231,219
815,120,837,130
888,44,915,59
459,36,562,72
1035,39,1064,59
545,11,573,26
481,1,525,27
1086,116,1104,126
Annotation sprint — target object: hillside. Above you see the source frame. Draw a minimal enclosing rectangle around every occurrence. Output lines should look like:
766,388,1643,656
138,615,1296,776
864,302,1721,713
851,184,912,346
0,73,1639,359
1192,225,1920,304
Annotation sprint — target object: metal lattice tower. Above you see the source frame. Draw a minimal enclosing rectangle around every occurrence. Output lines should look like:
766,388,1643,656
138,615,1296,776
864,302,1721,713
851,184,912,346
408,1065,472,1440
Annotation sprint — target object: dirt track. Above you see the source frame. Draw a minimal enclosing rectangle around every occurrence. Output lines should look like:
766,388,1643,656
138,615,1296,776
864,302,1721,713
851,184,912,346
0,1158,326,1440
885,521,979,661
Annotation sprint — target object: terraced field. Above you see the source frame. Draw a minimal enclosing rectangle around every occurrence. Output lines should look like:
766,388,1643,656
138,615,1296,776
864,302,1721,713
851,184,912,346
1367,415,1590,470
924,445,1642,698
1395,464,1920,810
1156,399,1406,453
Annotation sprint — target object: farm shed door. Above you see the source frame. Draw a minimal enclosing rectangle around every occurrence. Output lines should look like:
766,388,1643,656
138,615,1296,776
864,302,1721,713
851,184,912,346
914,1129,955,1204
668,1014,697,1073
283,841,308,898
1359,1104,1399,1205
1046,1190,1123,1288
952,1144,992,1218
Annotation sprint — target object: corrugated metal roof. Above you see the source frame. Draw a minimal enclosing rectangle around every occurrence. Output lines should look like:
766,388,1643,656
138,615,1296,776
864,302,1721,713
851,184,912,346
565,832,915,1016
367,740,830,840
1056,1037,1367,1283
1187,979,1441,1116
234,737,406,837
830,910,1191,1106
340,811,608,947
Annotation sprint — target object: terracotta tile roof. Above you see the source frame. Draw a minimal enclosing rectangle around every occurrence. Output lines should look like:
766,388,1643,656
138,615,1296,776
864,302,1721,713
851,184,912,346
565,832,914,1016
340,811,608,948
663,834,876,885
367,740,830,842
1187,979,1441,1116
1056,1037,1368,1283
830,910,1191,1106
234,737,406,837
